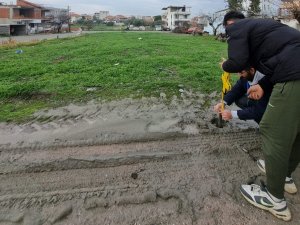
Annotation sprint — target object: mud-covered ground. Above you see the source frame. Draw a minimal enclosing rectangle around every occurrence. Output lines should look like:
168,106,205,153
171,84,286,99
0,92,299,225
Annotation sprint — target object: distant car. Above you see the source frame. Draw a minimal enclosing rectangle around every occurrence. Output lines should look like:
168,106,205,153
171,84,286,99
162,27,171,31
186,27,203,35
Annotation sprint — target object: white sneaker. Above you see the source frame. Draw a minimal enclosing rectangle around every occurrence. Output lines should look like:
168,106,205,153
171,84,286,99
257,159,297,194
240,183,291,221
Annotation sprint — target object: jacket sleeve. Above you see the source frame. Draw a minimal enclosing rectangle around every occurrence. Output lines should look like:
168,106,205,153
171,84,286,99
222,25,251,73
224,78,247,105
237,95,269,123
258,76,273,93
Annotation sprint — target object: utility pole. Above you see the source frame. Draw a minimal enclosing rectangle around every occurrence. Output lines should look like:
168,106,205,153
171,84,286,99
67,5,71,32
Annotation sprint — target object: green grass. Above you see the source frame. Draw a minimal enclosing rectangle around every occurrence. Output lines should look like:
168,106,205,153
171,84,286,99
72,24,124,31
91,24,126,31
0,32,227,122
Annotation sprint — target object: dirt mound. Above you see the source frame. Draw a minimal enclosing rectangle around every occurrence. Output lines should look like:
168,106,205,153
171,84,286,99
0,92,257,150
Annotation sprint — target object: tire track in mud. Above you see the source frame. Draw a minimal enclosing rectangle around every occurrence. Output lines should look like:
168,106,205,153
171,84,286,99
0,131,299,225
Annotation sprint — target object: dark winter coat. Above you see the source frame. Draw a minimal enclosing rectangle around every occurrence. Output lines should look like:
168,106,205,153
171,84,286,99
224,77,271,124
223,18,300,92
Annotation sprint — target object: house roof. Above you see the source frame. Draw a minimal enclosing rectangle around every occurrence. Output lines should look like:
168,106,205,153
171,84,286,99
17,0,43,9
115,15,128,19
70,12,81,17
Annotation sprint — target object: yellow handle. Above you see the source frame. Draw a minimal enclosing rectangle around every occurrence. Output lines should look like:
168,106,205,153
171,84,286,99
221,71,231,111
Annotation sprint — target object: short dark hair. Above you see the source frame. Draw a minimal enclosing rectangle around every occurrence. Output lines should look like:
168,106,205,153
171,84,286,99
223,11,245,27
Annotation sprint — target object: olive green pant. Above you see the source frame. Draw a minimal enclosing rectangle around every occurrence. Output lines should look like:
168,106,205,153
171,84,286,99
260,79,300,199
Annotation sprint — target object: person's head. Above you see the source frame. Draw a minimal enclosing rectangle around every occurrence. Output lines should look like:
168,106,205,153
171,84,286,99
238,67,256,81
223,11,245,27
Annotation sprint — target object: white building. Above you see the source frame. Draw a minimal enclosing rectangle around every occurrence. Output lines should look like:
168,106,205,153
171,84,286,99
44,7,69,23
161,5,192,30
242,0,281,17
70,12,81,23
94,11,109,20
278,1,300,31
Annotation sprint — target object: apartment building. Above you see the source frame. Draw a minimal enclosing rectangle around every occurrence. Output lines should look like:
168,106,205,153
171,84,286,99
94,11,109,20
161,5,192,30
242,0,281,17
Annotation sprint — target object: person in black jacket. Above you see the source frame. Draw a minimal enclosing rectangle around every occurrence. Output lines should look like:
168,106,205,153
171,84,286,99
214,68,269,124
222,11,300,221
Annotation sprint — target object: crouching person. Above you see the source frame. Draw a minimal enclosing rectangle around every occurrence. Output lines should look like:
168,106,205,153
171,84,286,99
214,67,270,124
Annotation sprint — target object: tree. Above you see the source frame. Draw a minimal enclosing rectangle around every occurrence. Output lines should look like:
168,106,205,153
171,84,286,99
248,0,261,17
207,13,223,36
152,16,162,27
227,0,243,11
106,22,114,26
50,10,70,33
132,19,144,27
153,15,162,21
85,20,94,30
282,0,300,23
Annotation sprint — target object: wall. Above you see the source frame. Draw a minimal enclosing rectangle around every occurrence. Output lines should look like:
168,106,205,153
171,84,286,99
17,0,31,7
0,8,10,18
0,25,10,35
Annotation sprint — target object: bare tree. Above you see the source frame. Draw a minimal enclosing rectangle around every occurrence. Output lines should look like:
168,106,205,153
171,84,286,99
207,13,223,36
282,0,300,23
46,9,70,33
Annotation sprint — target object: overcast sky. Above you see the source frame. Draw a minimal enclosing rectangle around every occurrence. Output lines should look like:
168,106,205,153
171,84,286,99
2,0,227,16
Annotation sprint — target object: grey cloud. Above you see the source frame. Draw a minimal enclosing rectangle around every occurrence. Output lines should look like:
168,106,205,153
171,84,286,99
2,0,225,15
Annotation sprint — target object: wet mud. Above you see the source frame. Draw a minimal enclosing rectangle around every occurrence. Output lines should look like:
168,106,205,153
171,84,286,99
0,93,299,224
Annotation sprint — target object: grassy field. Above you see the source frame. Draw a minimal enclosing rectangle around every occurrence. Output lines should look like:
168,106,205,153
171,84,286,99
0,32,227,122
72,24,124,31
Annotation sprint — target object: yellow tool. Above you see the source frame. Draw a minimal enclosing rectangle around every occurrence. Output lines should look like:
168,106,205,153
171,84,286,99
221,71,231,111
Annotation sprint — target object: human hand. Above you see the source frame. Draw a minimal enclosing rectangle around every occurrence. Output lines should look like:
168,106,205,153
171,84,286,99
221,110,233,121
247,84,264,100
213,103,223,113
219,57,226,69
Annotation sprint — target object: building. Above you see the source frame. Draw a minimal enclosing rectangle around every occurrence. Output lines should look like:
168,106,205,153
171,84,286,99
94,11,109,20
44,7,69,23
70,12,81,23
0,0,49,35
191,16,208,30
104,15,128,24
242,0,281,17
0,0,70,35
278,0,300,30
161,5,192,30
80,14,93,21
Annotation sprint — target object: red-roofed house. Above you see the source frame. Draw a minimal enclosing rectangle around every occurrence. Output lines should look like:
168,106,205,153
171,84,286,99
0,0,50,35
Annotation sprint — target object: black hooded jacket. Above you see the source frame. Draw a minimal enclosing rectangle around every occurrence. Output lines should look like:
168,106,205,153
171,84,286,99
223,18,300,92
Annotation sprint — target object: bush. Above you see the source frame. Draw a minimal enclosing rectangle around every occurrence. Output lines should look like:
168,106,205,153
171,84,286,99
106,22,114,26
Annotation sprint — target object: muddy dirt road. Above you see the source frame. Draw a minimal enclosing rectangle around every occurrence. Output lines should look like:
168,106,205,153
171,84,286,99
1,133,300,225
0,95,299,224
